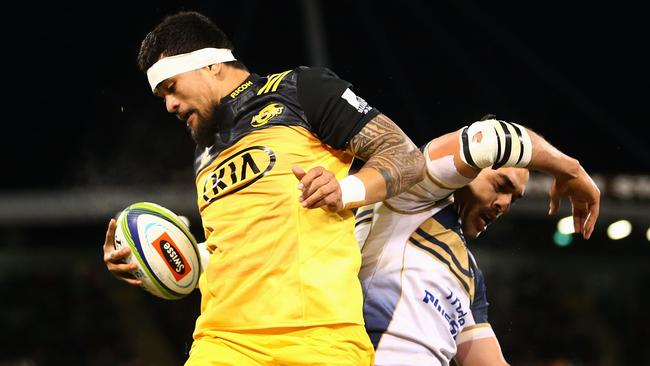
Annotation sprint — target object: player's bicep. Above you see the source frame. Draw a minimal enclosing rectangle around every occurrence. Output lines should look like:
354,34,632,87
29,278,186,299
426,130,479,180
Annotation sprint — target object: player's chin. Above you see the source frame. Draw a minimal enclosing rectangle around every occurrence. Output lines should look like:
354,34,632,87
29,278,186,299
191,118,218,147
463,221,483,239
191,128,213,148
466,228,481,239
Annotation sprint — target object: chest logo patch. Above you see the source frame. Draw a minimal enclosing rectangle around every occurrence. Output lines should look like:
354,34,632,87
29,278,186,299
201,146,276,203
251,103,284,127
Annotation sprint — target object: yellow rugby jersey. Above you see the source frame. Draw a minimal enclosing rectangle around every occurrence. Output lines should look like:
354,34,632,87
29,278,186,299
192,67,380,332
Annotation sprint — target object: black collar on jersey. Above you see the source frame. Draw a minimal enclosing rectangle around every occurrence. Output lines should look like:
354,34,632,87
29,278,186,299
219,73,262,103
211,74,261,145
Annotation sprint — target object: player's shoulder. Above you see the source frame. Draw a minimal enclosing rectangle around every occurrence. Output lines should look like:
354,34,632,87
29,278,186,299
260,66,331,80
294,66,346,85
257,66,341,88
295,65,338,76
256,68,298,93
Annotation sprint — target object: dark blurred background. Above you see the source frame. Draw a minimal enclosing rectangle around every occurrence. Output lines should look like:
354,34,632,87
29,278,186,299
1,1,648,365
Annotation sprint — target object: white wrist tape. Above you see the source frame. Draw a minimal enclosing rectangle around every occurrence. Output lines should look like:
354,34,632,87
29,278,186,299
339,175,366,208
459,119,532,170
146,48,237,92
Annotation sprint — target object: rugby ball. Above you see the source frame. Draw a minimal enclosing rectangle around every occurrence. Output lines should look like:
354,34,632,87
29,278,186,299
114,202,201,300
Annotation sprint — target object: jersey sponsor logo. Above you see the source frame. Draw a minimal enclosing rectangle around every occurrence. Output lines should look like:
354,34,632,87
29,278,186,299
230,80,253,99
341,88,372,114
423,288,468,339
201,146,276,203
251,103,285,127
153,232,191,281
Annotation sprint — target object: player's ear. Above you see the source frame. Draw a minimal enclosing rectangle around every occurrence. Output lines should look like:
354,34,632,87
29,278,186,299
207,63,222,75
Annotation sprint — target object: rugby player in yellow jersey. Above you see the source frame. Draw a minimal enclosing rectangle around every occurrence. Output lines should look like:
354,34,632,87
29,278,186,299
102,10,424,365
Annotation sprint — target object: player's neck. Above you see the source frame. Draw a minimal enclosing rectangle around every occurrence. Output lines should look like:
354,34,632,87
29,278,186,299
220,66,251,99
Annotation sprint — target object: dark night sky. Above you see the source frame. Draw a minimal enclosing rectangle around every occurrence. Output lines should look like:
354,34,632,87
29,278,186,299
5,0,648,190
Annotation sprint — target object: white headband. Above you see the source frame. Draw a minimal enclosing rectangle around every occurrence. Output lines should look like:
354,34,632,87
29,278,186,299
146,48,236,92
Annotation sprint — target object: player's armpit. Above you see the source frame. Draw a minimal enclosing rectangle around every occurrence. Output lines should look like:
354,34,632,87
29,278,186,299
347,113,425,201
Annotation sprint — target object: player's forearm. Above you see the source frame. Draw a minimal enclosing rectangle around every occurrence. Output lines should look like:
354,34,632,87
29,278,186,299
526,129,581,180
347,114,425,205
455,335,510,366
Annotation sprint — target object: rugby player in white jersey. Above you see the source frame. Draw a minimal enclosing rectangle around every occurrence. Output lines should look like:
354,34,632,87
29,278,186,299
355,117,600,365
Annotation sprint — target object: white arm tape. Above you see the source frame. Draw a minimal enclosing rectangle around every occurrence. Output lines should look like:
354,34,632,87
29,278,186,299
425,151,473,189
456,323,496,345
339,175,366,208
459,119,532,170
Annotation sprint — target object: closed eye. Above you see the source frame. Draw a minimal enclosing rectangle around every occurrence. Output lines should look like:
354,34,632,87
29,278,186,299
497,173,524,202
154,80,176,98
166,82,176,94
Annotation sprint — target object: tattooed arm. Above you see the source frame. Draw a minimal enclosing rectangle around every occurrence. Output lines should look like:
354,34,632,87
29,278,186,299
347,113,425,203
293,113,425,211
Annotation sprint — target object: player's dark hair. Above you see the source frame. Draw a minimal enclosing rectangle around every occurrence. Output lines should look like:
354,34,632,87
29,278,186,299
137,11,247,72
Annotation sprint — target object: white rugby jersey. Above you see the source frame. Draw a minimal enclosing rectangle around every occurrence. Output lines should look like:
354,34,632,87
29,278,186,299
355,163,494,365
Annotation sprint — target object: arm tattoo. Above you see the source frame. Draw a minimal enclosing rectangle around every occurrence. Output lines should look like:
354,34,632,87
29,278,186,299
348,114,425,197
